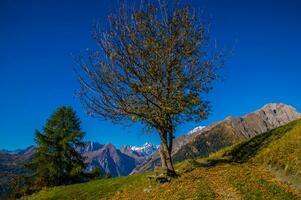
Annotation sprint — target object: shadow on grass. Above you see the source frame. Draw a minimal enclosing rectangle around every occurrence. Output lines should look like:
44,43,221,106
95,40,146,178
197,120,298,167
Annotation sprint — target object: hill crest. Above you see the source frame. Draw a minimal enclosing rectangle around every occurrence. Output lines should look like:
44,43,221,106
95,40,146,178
132,103,301,174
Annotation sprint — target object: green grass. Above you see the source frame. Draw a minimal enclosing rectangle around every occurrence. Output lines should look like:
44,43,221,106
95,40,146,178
208,119,301,176
22,174,149,200
226,164,298,200
23,119,301,200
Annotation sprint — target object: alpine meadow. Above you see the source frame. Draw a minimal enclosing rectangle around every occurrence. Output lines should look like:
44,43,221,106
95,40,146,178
0,0,300,200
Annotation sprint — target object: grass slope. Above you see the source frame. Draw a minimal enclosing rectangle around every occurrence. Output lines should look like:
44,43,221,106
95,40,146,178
23,119,301,200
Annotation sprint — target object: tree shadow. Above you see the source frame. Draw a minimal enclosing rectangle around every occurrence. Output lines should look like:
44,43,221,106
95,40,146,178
197,121,297,167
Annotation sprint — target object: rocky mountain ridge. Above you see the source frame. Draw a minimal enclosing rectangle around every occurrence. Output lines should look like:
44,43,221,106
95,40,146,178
1,103,300,196
0,142,158,197
81,142,158,176
128,142,159,157
132,103,301,174
0,142,159,178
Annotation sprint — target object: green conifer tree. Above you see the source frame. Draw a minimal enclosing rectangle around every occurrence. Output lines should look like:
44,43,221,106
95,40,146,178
28,106,85,188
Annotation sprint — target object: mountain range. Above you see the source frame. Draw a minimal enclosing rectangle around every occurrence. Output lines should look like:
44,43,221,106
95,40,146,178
0,145,35,196
0,142,158,198
78,142,158,177
0,103,300,198
23,113,301,199
132,103,301,174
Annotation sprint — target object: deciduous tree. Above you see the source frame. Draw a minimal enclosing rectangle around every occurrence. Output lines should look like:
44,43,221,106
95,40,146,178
76,0,223,176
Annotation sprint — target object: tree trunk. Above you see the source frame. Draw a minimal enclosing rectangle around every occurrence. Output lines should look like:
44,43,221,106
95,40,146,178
159,131,176,177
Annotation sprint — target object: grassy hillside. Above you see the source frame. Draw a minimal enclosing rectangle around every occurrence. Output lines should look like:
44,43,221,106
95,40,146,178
23,119,301,200
208,118,301,177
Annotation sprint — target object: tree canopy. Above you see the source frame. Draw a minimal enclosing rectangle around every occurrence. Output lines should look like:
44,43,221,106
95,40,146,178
76,0,223,176
28,106,86,188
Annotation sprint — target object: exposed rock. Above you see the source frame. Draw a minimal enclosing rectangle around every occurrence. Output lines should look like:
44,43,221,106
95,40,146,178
76,141,103,154
0,141,159,198
187,126,206,135
119,145,145,164
130,142,159,157
83,143,137,177
82,142,158,177
132,103,301,174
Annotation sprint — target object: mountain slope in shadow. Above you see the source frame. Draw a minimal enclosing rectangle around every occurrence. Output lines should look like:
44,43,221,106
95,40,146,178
133,103,301,174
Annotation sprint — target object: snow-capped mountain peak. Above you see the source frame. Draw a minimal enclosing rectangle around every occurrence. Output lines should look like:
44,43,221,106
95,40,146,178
130,142,159,157
187,126,206,135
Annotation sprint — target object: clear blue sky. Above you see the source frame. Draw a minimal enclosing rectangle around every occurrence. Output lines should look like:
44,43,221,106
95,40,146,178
1,0,300,150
